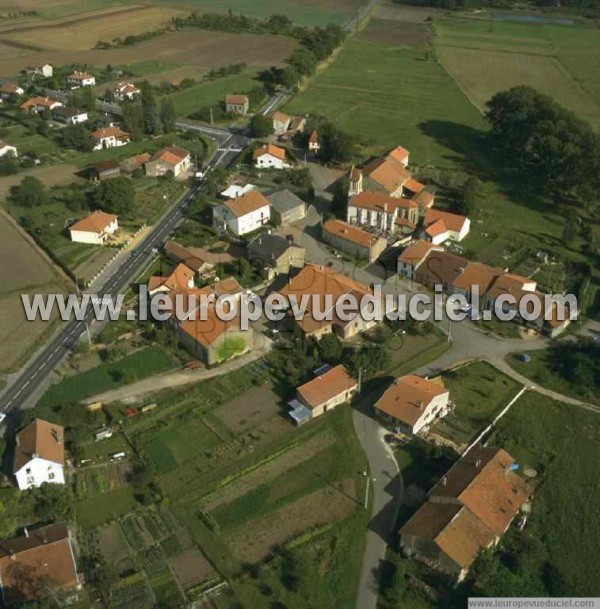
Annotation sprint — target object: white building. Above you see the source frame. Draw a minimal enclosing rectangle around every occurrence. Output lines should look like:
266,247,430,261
24,64,53,78
253,143,288,170
374,375,451,435
67,71,95,87
114,82,140,101
213,190,271,236
0,141,17,157
14,419,65,491
91,126,131,150
69,210,118,245
144,146,191,178
0,80,24,100
52,106,88,125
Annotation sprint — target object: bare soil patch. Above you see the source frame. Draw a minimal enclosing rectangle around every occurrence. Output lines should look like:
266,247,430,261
0,164,79,199
374,1,447,22
225,479,357,563
214,384,282,433
361,18,431,47
0,29,296,75
201,432,335,511
98,521,130,565
169,547,216,590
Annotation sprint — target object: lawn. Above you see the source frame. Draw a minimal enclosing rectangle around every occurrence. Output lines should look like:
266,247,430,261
434,16,600,127
167,71,262,117
39,346,177,408
76,486,138,530
286,36,487,164
430,361,521,446
488,392,600,595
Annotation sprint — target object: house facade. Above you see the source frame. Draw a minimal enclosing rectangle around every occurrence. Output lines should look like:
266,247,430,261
253,143,288,169
52,106,88,124
308,130,320,152
270,111,291,135
13,419,65,490
91,126,131,150
164,240,215,279
374,375,451,435
288,365,357,425
114,82,140,100
144,146,191,178
89,159,121,181
267,189,306,225
225,94,249,115
213,190,271,236
347,191,419,235
247,233,305,279
67,71,95,87
322,218,387,262
19,96,62,114
422,208,470,244
69,210,118,245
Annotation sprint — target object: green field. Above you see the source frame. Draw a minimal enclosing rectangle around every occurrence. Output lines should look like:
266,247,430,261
286,36,487,164
167,71,262,116
434,16,600,127
39,346,176,408
76,486,138,530
431,361,521,446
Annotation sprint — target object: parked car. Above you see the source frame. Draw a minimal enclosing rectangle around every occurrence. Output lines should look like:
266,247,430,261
516,354,531,363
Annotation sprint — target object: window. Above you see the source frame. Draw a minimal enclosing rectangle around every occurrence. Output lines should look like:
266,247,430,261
25,468,31,474
48,473,55,480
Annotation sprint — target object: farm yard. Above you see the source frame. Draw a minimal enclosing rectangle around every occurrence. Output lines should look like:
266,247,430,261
0,211,70,373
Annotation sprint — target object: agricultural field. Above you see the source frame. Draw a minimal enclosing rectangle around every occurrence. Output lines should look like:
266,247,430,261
116,359,369,608
286,6,487,164
434,16,600,127
429,361,521,449
0,211,69,373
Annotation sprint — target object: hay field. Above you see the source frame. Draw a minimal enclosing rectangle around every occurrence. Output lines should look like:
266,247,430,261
1,5,186,51
435,17,600,127
0,28,296,76
0,212,69,373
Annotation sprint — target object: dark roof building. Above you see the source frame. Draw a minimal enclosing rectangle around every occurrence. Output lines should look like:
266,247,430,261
267,189,306,225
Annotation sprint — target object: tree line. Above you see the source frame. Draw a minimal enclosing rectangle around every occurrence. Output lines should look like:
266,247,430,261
485,85,600,203
121,81,176,139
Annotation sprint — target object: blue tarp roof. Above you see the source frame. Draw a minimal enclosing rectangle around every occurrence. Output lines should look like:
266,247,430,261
288,399,312,425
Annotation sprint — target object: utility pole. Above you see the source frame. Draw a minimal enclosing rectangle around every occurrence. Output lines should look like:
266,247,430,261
362,469,375,509
210,107,214,125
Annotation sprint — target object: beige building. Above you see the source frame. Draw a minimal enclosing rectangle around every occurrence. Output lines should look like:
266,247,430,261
289,364,357,425
247,233,305,280
144,146,191,178
270,111,291,135
69,210,118,245
225,94,249,115
322,218,387,262
267,189,306,225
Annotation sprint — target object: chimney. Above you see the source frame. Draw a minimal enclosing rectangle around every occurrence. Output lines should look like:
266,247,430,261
442,476,447,486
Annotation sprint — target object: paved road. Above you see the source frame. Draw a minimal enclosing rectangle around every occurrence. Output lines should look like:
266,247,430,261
0,133,249,414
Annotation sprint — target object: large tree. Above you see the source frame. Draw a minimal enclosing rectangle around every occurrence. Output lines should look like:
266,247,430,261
160,97,176,133
9,176,48,207
94,176,135,215
250,114,273,137
140,80,161,135
319,121,355,164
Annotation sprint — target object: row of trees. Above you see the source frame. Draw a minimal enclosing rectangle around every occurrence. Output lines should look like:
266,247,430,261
121,81,176,139
485,85,600,201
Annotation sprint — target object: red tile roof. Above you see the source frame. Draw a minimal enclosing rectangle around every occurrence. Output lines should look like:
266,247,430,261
253,143,286,161
398,240,440,265
14,419,64,473
70,210,117,234
224,190,271,218
350,191,417,213
323,219,384,249
297,364,356,409
424,209,468,233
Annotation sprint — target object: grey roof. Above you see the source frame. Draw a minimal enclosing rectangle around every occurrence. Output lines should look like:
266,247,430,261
267,189,306,215
247,233,292,261
53,106,86,117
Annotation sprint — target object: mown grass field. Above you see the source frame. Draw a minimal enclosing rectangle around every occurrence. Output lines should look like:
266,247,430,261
434,16,600,127
286,35,487,164
39,346,177,408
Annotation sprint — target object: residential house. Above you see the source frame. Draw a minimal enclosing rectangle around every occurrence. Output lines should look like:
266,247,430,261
114,82,140,101
247,233,305,280
163,240,215,279
414,250,468,292
397,240,443,279
148,262,195,296
67,70,95,87
19,96,62,114
0,523,81,606
0,141,17,157
347,191,419,235
0,80,24,100
13,419,65,490
91,126,131,150
400,446,532,581
422,208,470,244
288,364,357,425
322,219,387,263
144,146,191,178
374,375,451,435
267,189,306,225
289,116,306,133
253,143,288,170
89,159,121,182
225,94,249,116
120,152,151,174
308,130,320,153
452,261,505,306
270,111,291,135
23,64,53,78
69,210,118,245
51,106,88,124
213,190,271,236
278,263,377,339
178,307,253,365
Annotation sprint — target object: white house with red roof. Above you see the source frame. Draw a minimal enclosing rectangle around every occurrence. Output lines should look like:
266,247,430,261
69,210,118,245
67,70,95,87
213,190,271,236
144,146,191,178
0,80,24,100
114,82,140,101
422,208,470,244
253,143,289,170
91,126,131,150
